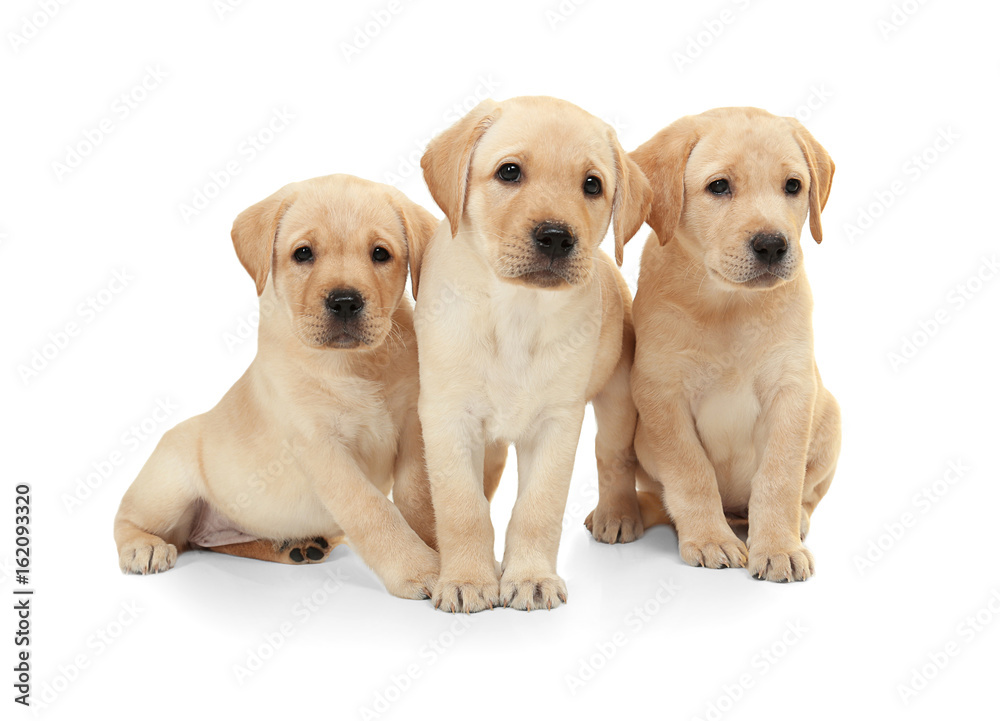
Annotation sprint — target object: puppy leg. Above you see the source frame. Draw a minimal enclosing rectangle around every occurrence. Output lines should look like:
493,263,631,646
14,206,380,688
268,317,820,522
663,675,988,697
746,388,819,582
634,404,748,570
637,493,670,528
394,411,508,555
207,536,343,564
482,441,509,579
114,425,201,574
421,407,499,613
392,410,438,550
633,466,672,529
585,336,643,544
311,448,439,600
483,441,508,502
800,389,841,539
500,407,585,611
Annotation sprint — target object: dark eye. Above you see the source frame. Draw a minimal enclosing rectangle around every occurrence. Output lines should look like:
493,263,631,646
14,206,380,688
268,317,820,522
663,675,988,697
293,247,313,263
497,163,521,182
583,176,602,196
372,246,391,263
785,178,801,195
708,179,730,195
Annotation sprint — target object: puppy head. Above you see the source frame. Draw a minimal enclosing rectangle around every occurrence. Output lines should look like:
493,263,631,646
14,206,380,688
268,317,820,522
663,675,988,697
421,96,649,289
231,174,437,349
631,107,834,291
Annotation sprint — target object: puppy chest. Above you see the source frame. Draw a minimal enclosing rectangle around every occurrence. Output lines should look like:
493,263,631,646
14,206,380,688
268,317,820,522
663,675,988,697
483,372,550,441
332,408,396,465
692,373,762,490
481,327,593,441
315,384,399,479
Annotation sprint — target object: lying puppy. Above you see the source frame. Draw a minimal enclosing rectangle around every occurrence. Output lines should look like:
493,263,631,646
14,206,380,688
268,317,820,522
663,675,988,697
608,107,841,582
415,96,651,611
114,174,442,599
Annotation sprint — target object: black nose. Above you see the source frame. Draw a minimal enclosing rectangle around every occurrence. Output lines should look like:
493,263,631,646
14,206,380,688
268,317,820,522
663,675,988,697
751,233,788,263
326,289,365,318
533,223,576,259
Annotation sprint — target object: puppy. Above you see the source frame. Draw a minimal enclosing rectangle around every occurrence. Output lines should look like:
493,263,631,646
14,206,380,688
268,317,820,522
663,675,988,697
414,96,651,611
113,174,443,599
593,107,840,582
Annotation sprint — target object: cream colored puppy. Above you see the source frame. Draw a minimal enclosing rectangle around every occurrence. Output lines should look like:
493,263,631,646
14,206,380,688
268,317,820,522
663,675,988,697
605,107,841,582
114,174,443,599
414,96,651,612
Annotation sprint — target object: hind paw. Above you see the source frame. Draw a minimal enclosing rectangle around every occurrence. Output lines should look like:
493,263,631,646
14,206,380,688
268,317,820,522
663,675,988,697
281,537,332,564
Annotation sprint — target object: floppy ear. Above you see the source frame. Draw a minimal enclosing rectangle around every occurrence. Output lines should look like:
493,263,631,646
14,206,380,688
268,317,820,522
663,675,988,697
786,119,835,244
231,184,297,295
629,116,700,247
387,188,440,300
609,130,652,266
421,98,500,237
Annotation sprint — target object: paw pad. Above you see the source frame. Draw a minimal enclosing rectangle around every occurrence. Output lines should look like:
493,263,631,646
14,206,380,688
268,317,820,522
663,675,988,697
287,537,331,564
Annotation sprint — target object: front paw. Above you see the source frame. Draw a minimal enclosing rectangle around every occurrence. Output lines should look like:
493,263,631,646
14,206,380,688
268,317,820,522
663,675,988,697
432,567,499,613
747,543,814,582
585,495,644,544
678,531,748,569
383,549,440,601
119,539,177,575
499,570,567,611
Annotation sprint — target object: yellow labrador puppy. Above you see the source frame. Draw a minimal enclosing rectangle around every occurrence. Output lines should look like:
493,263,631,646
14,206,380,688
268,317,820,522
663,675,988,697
607,107,841,582
415,96,651,612
114,174,443,599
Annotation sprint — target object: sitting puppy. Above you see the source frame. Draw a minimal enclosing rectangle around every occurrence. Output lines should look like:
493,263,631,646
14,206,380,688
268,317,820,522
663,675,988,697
414,96,651,612
113,174,442,599
594,107,840,582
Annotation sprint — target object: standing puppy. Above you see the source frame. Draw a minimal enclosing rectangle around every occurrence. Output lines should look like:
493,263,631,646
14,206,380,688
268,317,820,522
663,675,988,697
114,175,442,599
613,107,841,582
414,96,651,612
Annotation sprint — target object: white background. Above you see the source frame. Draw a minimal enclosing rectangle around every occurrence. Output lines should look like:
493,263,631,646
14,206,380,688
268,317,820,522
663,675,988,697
4,0,998,719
